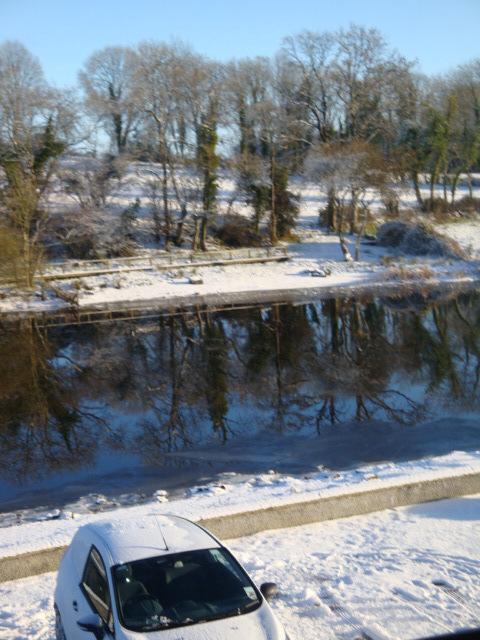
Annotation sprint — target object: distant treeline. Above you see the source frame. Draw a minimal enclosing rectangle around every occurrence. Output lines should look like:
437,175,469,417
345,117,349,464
0,27,479,276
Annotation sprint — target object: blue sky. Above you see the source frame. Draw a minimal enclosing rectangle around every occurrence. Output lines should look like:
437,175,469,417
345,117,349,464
1,0,479,87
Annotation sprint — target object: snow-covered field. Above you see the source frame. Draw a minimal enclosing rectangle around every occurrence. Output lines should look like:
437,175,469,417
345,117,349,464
2,493,480,640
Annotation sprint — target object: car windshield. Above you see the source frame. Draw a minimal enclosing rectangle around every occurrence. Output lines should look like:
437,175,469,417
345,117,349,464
112,547,261,632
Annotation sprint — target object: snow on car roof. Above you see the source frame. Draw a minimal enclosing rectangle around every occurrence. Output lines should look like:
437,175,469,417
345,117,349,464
82,514,219,565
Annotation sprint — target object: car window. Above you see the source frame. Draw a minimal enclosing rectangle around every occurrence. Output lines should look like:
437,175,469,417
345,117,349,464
82,546,112,627
113,547,261,632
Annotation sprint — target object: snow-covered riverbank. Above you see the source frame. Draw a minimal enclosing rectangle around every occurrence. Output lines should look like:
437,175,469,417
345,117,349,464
1,226,479,318
2,492,480,640
2,160,480,317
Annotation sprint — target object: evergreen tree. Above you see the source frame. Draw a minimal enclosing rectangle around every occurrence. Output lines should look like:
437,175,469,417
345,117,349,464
120,198,140,242
196,98,219,251
424,101,453,210
272,164,299,237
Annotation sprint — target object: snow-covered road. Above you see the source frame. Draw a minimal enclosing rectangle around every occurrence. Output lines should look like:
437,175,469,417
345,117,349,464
1,494,479,640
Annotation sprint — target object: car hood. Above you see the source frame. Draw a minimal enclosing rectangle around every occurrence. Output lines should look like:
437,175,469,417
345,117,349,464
123,603,285,639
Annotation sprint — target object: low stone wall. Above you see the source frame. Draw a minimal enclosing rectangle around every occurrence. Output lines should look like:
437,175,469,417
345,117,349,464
1,471,480,584
201,471,480,539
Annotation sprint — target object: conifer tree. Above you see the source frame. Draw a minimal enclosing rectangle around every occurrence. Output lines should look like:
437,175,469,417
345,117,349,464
196,98,219,251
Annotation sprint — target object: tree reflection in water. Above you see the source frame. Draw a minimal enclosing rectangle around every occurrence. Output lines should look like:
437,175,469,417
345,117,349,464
0,319,105,480
0,290,479,487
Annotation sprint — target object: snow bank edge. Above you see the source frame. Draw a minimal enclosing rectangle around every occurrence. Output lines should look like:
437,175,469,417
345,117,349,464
2,469,480,584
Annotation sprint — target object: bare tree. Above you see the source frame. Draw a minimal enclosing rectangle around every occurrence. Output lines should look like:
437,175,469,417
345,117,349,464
0,42,69,286
58,155,128,258
332,25,414,144
132,42,209,248
306,141,388,260
225,57,302,243
79,46,139,154
281,30,337,144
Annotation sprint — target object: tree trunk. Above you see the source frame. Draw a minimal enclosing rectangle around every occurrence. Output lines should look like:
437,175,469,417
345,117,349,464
23,232,34,288
429,171,435,209
338,231,353,262
174,221,184,247
412,171,425,211
326,188,337,231
174,204,188,247
429,162,441,211
199,214,208,252
151,202,162,243
451,170,462,205
113,113,124,155
269,147,277,245
350,189,359,234
191,218,200,251
161,157,170,249
354,217,367,261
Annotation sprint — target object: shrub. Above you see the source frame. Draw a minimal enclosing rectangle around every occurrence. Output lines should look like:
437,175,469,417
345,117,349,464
454,196,480,213
380,188,400,217
376,221,408,247
404,223,466,258
386,265,434,281
377,221,466,259
65,235,101,259
403,223,444,256
109,238,138,257
214,215,263,248
0,226,42,287
423,197,450,214
318,202,351,231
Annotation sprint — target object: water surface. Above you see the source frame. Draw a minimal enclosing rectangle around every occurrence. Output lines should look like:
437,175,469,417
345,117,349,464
1,289,479,511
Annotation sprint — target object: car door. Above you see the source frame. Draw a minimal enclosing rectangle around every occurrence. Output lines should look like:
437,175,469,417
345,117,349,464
76,546,115,639
55,546,89,639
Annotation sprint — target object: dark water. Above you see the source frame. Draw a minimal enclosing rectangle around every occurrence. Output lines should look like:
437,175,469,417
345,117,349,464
1,289,480,512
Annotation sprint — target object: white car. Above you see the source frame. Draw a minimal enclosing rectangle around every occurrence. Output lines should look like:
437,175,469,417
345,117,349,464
54,514,289,639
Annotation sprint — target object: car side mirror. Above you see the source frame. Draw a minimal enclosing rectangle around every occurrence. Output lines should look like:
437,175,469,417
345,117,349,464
260,582,279,601
77,613,105,640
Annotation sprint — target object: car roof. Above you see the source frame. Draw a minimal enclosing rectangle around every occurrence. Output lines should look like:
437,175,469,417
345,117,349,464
77,514,219,566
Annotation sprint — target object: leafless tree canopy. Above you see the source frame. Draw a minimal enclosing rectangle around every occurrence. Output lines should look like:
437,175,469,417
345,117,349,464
0,26,479,270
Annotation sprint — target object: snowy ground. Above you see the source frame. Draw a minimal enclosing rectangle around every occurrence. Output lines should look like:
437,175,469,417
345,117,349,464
439,222,480,258
61,226,480,309
1,494,480,640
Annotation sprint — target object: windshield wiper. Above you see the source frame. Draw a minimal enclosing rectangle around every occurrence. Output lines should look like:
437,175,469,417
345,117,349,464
136,615,197,632
199,600,261,623
240,600,261,613
139,618,196,632
140,601,261,631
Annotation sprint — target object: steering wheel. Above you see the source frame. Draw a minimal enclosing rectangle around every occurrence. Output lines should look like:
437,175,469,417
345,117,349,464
123,593,163,617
